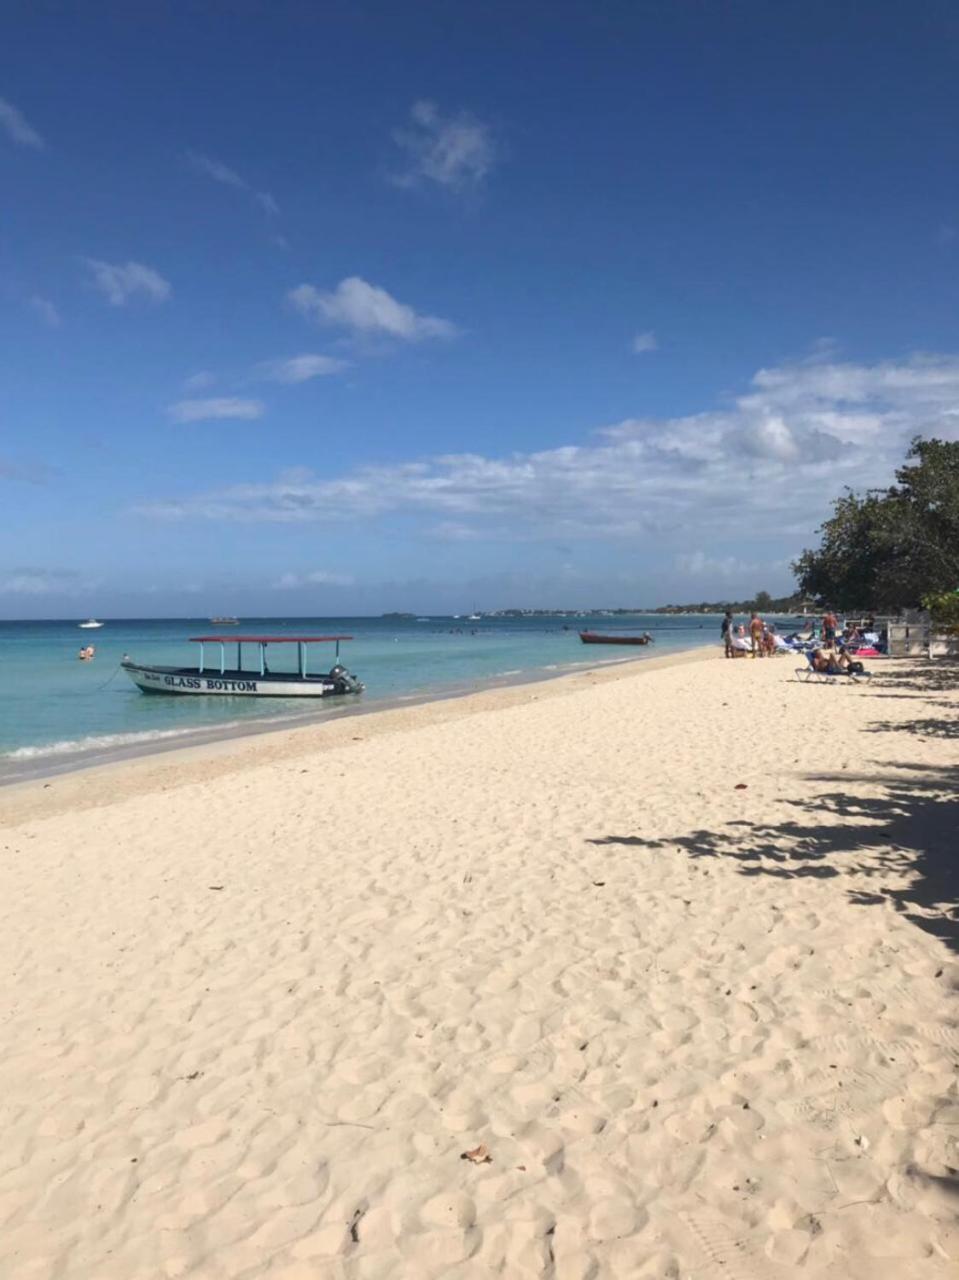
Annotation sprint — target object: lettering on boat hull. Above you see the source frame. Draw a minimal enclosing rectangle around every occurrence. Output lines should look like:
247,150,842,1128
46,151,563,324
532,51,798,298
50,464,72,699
123,665,344,698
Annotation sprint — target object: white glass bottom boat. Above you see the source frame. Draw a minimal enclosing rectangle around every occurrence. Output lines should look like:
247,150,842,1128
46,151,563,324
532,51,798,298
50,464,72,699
122,634,363,698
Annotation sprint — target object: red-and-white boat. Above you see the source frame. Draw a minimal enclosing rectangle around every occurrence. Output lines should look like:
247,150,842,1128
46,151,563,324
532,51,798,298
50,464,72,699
579,631,654,646
122,635,363,698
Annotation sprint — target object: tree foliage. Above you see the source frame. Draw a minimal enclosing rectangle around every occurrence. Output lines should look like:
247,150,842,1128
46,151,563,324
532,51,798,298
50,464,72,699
793,437,959,610
922,590,959,630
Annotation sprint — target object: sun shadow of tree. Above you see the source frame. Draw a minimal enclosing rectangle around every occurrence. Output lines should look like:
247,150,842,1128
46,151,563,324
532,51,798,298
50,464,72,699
589,764,958,954
865,659,959,696
865,717,959,739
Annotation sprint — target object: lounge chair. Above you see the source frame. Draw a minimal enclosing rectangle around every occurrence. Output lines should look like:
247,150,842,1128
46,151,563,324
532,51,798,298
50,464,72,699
795,653,871,683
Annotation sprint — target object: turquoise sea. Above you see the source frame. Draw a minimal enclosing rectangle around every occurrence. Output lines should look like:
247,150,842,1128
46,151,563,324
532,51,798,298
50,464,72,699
0,614,738,781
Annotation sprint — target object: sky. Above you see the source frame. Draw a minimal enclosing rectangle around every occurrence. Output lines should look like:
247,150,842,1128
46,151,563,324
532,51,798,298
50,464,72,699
2,0,959,618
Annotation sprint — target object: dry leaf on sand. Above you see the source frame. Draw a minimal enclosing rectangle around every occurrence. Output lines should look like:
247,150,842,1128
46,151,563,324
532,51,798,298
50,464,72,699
460,1143,492,1164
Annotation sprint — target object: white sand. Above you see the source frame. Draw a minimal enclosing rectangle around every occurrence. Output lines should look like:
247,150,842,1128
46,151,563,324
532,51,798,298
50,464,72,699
1,650,956,1279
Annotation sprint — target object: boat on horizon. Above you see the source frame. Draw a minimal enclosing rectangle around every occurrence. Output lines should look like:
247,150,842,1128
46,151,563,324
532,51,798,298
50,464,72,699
579,630,654,646
78,619,104,629
122,634,363,698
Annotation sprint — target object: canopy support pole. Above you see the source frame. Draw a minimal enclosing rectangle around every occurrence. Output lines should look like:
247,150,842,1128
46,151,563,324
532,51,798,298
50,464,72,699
220,641,225,675
198,642,204,674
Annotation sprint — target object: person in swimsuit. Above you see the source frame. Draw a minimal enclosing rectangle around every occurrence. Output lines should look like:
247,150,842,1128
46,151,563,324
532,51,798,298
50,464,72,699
749,612,764,657
812,648,843,675
822,609,838,648
721,610,735,658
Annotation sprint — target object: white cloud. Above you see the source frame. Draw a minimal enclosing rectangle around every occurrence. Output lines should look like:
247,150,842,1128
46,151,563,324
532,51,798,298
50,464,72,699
675,550,754,578
0,96,43,148
84,259,171,307
135,353,959,550
632,331,658,354
273,570,355,589
183,370,216,392
186,150,245,188
288,276,457,341
187,150,280,216
392,100,495,191
28,296,60,327
258,354,350,383
167,397,264,423
256,191,280,216
427,521,486,542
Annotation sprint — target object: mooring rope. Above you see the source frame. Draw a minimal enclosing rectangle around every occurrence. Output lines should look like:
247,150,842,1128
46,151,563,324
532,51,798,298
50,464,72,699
95,663,125,692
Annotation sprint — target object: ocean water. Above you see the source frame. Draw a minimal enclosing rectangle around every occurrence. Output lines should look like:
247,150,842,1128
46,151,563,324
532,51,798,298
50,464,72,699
0,614,732,779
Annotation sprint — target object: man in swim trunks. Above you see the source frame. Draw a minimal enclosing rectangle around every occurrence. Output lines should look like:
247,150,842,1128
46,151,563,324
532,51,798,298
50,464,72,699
749,612,764,657
822,609,838,648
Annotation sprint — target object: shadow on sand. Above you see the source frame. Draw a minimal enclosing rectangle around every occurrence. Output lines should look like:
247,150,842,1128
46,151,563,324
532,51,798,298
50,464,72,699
862,660,959,742
589,762,958,955
592,662,958,952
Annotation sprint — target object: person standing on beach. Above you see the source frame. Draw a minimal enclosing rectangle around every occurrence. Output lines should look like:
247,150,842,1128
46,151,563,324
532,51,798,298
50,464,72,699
822,608,838,648
749,612,764,657
721,610,735,658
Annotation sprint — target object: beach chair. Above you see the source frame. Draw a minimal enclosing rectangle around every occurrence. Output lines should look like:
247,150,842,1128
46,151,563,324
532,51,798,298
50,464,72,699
795,653,871,683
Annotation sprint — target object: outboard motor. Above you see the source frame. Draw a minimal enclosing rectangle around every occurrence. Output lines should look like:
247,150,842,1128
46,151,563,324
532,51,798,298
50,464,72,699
329,663,363,694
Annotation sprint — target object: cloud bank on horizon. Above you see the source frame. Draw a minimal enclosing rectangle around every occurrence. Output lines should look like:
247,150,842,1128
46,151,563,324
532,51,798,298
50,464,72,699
139,352,959,544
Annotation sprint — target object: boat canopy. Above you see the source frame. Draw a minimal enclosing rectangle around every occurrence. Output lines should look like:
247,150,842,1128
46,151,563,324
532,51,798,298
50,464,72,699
188,635,353,643
187,634,354,678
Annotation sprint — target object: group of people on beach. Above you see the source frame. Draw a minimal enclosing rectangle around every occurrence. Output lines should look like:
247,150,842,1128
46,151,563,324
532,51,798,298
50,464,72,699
720,611,782,658
720,608,875,673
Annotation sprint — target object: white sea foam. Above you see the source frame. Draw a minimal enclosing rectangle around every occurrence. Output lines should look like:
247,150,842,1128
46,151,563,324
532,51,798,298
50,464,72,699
2,723,242,761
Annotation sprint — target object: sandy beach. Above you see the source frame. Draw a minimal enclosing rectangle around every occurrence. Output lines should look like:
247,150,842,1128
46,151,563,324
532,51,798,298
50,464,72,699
1,648,956,1279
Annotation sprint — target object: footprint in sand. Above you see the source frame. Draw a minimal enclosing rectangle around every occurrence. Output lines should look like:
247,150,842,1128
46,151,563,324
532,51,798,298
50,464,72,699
682,1214,786,1280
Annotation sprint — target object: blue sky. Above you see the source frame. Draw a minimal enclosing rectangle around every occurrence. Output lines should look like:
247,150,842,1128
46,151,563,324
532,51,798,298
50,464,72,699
2,1,958,617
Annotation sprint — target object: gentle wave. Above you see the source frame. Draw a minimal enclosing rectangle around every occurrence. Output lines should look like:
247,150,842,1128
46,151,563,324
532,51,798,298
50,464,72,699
2,723,244,761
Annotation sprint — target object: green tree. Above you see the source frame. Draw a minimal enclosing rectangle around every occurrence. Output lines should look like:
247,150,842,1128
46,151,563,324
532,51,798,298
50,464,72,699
793,438,959,610
753,590,773,610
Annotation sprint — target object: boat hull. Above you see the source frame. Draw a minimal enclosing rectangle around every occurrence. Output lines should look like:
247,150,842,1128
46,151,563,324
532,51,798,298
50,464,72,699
122,662,361,698
579,632,651,646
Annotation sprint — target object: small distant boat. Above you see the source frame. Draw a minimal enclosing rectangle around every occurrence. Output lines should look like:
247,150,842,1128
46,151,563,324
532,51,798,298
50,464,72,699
209,616,239,625
78,619,104,629
123,634,363,698
467,613,481,621
579,630,653,646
